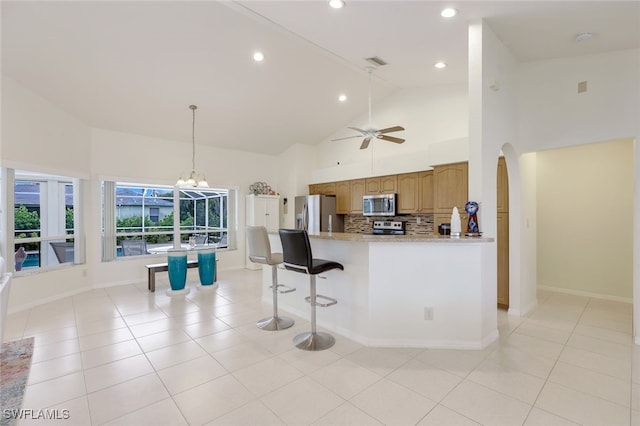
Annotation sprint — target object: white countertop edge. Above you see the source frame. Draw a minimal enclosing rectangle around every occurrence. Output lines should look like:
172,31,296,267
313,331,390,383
271,231,493,243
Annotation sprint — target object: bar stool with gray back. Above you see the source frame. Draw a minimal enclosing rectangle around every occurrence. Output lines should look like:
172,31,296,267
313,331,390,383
278,229,343,351
246,226,295,331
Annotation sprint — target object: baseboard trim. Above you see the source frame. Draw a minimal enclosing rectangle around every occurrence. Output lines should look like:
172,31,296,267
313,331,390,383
537,285,632,304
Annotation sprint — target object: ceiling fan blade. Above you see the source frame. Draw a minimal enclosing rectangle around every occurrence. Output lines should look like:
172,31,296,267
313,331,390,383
331,135,362,141
347,126,367,134
377,126,405,134
378,135,405,144
360,136,372,150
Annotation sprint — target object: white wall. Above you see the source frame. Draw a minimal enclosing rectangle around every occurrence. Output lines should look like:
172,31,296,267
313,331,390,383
1,77,93,311
310,83,469,182
1,76,92,176
518,49,640,152
276,143,316,229
537,139,633,300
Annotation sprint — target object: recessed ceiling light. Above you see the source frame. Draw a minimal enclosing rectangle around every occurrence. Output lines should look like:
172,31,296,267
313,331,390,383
253,51,264,62
329,0,345,9
575,32,595,42
441,8,457,18
434,62,447,69
338,94,347,102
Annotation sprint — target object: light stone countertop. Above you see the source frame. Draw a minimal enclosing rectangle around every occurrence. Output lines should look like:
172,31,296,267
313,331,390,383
272,231,493,243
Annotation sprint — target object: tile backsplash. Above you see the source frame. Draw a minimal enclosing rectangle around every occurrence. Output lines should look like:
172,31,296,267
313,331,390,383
343,214,434,235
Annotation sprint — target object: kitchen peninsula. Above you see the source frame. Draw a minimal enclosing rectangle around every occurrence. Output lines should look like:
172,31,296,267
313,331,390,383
267,232,497,349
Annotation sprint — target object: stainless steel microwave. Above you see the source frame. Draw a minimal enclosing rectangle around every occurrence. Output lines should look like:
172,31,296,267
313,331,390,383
363,194,396,216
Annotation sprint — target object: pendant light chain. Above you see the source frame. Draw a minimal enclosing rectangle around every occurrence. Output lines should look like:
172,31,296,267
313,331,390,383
177,105,208,188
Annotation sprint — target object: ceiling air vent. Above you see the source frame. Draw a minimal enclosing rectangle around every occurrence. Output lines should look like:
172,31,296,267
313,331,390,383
364,56,387,67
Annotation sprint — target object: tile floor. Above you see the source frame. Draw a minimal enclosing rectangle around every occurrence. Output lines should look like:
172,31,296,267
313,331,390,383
3,269,638,426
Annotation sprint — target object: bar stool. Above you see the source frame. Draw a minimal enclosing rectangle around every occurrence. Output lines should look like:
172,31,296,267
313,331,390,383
278,229,343,351
246,226,295,331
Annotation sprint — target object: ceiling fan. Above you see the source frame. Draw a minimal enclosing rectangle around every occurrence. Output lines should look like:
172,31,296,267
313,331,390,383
332,67,405,150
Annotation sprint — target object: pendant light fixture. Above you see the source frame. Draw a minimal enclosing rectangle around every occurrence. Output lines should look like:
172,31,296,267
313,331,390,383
176,105,208,188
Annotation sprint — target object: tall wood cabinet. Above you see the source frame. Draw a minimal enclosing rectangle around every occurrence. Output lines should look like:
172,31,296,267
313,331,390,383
497,157,509,308
245,194,280,270
434,162,468,214
432,162,468,234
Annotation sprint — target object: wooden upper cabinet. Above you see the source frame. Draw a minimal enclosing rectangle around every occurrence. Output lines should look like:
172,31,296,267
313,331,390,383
365,175,397,195
397,173,419,213
418,171,434,213
380,175,397,193
308,184,320,195
335,181,350,214
497,157,509,213
365,177,381,195
308,182,336,195
321,182,336,196
397,171,433,214
350,179,365,213
433,162,468,214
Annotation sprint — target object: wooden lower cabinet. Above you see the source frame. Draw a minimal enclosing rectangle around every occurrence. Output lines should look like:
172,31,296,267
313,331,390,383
497,212,509,308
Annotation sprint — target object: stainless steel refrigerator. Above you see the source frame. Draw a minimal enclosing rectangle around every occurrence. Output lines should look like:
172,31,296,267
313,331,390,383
294,195,344,233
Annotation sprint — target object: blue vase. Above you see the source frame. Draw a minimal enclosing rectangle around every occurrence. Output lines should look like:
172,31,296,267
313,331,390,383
167,249,188,290
197,247,216,286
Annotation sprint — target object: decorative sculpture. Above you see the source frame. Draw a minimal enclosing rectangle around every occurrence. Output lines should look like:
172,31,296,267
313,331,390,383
465,201,479,234
249,182,271,195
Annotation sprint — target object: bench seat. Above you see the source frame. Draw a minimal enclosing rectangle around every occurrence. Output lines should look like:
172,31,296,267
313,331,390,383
146,259,199,292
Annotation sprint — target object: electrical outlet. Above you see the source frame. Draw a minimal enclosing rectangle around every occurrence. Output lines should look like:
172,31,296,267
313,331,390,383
416,216,421,224
424,307,434,320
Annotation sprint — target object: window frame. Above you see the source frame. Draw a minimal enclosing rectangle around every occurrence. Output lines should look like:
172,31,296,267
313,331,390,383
4,168,83,272
102,181,236,261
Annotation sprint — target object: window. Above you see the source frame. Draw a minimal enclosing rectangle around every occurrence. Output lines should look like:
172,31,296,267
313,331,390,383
9,170,82,271
102,182,236,260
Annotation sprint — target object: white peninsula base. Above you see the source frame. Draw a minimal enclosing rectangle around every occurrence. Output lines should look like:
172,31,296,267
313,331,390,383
266,233,498,350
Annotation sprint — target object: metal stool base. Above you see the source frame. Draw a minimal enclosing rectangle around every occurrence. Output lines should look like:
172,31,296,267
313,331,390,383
257,316,295,331
293,331,335,351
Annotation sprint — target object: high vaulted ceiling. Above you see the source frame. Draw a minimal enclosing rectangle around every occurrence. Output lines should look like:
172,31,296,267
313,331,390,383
2,1,639,155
